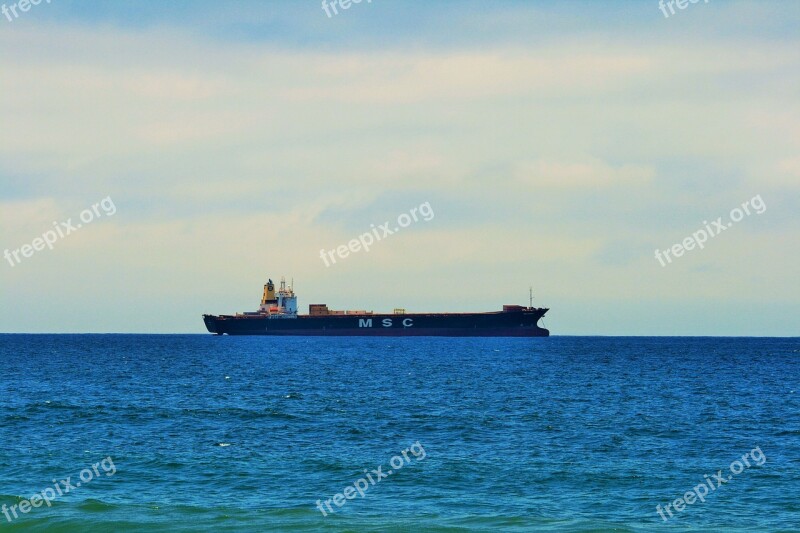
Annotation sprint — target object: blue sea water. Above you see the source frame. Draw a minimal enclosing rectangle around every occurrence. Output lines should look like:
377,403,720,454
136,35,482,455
0,335,798,532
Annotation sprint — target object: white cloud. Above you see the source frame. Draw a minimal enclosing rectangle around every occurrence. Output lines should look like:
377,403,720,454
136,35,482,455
512,158,655,189
0,17,798,334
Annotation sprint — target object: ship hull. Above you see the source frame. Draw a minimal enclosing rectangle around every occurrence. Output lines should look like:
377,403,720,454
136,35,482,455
203,310,549,337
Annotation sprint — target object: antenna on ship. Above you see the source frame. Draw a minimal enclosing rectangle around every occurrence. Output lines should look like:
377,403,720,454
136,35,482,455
529,287,533,308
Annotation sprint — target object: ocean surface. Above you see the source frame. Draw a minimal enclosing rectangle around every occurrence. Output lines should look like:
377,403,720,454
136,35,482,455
0,335,797,532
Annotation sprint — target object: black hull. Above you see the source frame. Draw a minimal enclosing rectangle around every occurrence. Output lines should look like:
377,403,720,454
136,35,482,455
203,309,549,337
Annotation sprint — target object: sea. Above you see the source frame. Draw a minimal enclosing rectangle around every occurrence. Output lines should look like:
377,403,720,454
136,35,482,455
0,335,797,532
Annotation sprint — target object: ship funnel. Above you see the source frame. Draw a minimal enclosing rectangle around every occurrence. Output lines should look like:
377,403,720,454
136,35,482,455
262,279,277,306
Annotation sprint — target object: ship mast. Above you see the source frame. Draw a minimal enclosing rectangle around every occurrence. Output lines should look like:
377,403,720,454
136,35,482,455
529,287,533,308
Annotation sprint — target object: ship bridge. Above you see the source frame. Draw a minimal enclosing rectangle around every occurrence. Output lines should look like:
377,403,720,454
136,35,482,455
258,278,297,317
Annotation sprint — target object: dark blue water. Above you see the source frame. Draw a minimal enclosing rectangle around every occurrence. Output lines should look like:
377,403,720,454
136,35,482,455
0,335,797,532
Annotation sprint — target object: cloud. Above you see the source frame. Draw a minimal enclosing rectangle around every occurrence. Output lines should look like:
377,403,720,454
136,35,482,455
512,158,655,189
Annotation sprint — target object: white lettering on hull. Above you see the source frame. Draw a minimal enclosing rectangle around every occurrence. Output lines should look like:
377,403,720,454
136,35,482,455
357,318,414,328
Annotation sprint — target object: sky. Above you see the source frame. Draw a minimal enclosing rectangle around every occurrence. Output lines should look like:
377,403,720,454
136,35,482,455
1,0,798,335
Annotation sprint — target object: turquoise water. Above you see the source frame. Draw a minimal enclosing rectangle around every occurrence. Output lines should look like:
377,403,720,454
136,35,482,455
0,335,798,532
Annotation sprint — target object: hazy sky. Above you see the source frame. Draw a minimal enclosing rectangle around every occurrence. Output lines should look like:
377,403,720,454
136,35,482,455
1,0,798,335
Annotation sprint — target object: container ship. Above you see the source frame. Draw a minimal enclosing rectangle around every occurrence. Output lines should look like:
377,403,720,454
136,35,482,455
203,278,549,337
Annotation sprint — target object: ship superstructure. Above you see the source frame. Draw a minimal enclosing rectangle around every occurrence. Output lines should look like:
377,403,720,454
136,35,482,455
255,278,298,317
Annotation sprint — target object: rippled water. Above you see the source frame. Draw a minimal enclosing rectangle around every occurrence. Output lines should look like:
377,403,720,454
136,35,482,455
0,335,797,532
